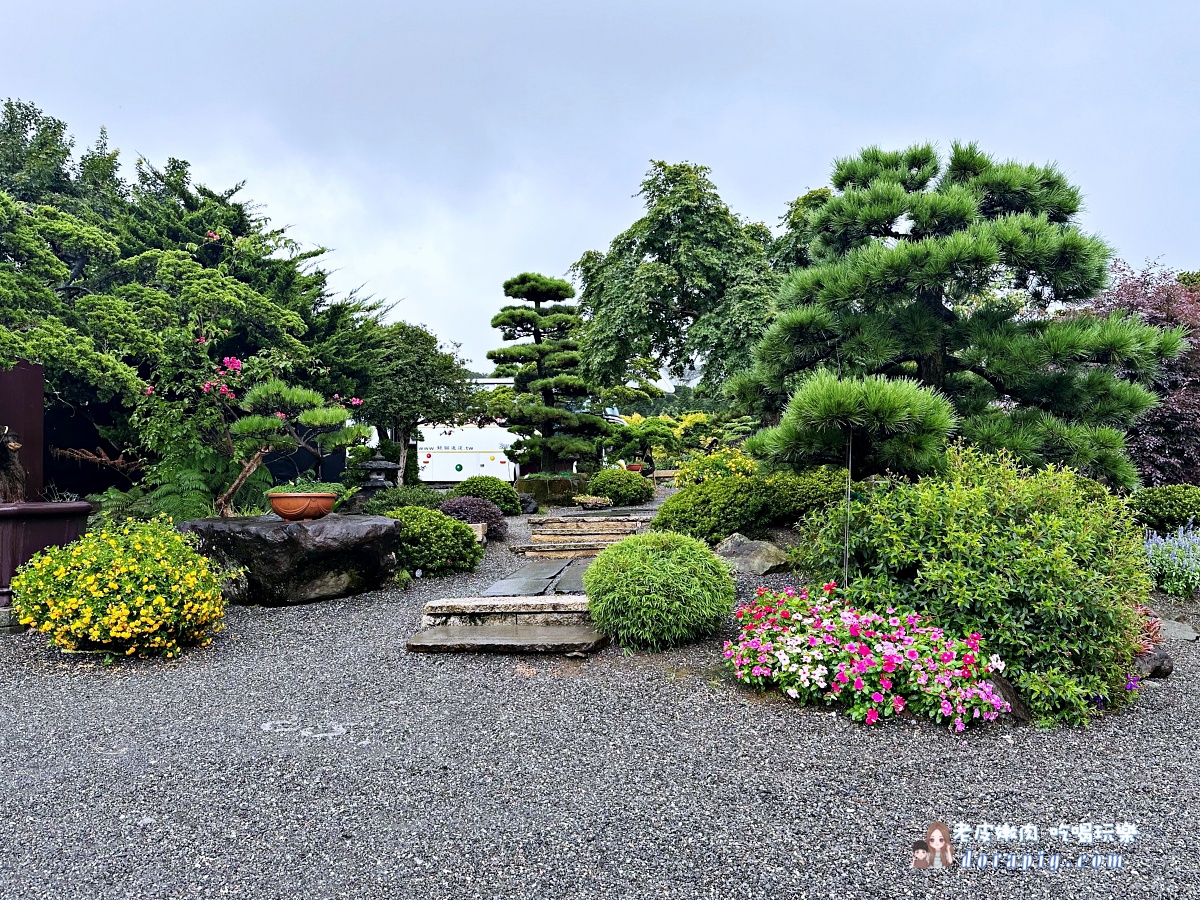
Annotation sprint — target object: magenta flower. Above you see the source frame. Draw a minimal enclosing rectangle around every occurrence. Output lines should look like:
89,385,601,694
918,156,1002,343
853,677,864,691
865,709,879,724
871,691,884,703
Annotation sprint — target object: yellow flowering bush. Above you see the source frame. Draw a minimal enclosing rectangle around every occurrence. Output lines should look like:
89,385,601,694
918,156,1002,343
11,517,229,658
675,447,759,486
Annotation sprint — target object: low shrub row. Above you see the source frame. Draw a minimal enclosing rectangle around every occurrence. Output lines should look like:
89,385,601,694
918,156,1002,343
587,467,655,507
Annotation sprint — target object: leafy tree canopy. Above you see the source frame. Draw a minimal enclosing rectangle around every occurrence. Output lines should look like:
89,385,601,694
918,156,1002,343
573,161,780,393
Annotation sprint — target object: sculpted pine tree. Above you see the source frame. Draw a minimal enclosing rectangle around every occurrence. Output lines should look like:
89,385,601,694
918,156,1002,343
731,143,1184,487
487,272,610,471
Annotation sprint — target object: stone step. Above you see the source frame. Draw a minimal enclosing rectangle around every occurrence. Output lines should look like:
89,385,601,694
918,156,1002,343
406,624,610,654
421,595,590,627
529,531,632,544
531,522,641,536
527,514,654,526
509,542,613,558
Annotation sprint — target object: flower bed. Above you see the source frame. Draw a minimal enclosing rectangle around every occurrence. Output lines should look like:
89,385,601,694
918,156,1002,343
724,584,1010,731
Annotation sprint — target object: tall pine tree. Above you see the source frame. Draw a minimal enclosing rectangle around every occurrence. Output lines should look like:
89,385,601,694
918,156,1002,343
730,143,1184,487
487,272,610,471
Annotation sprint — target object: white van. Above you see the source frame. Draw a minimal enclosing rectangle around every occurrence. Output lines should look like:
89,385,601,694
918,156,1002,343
417,423,520,483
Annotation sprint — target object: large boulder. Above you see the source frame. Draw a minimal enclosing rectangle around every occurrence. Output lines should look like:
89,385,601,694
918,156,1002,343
714,532,791,576
179,514,402,606
516,476,588,506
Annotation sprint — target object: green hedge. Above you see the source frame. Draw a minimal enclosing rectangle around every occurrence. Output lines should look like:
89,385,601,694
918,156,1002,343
1129,484,1200,532
362,483,444,516
588,468,655,507
384,506,485,576
583,532,734,650
446,475,522,515
651,467,845,544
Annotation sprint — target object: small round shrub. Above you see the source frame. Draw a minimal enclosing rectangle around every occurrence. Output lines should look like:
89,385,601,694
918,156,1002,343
588,467,655,507
362,483,444,516
764,467,847,527
651,476,775,543
438,495,508,540
446,475,522,515
583,532,734,650
385,506,485,576
675,447,759,486
12,517,228,658
1129,484,1200,532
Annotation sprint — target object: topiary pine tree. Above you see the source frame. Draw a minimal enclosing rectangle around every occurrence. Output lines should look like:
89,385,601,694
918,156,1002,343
486,272,611,472
730,142,1185,488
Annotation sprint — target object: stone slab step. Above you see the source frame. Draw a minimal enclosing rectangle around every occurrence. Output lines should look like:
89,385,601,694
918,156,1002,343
529,532,631,544
406,624,609,654
554,559,592,594
527,515,654,525
510,542,612,558
421,595,590,627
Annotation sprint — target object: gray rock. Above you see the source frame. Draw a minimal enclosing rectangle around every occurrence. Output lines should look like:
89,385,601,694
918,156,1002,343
518,491,540,514
178,513,403,605
713,532,791,576
1159,619,1199,642
1134,646,1174,679
984,673,1032,723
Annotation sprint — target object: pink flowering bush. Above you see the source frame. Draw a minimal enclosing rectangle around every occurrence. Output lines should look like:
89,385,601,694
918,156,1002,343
724,584,1010,731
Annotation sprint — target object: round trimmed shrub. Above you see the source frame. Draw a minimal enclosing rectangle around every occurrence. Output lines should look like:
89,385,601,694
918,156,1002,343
446,475,522,516
675,447,759,486
583,532,734,650
361,483,444,516
588,467,655,507
651,476,773,543
798,446,1150,725
764,467,847,528
1129,484,1200,532
385,506,485,576
438,495,508,540
12,517,228,658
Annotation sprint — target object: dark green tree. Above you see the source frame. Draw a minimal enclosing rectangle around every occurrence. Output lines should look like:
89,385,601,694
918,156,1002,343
731,142,1184,487
487,272,611,471
573,161,779,393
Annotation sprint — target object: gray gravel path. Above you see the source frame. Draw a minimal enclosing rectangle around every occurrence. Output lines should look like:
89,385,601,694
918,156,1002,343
0,516,1198,900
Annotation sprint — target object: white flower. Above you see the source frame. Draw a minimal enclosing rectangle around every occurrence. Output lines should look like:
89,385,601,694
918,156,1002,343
989,653,1006,673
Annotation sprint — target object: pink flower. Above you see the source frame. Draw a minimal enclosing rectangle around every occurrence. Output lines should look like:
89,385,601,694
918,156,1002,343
202,381,213,393
835,671,849,684
870,691,884,703
853,677,864,691
275,411,287,420
222,356,243,372
822,581,837,593
879,677,892,690
143,385,154,396
892,696,905,712
350,397,363,406
905,648,919,660
939,650,955,663
865,709,879,724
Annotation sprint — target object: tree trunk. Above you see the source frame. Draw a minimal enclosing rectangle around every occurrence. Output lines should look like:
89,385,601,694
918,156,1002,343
215,448,267,517
394,428,410,485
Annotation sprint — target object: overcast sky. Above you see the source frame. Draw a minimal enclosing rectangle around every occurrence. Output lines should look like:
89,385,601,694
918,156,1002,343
4,1,1197,370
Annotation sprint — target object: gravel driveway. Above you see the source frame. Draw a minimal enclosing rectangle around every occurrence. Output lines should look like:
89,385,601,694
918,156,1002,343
0,522,1197,900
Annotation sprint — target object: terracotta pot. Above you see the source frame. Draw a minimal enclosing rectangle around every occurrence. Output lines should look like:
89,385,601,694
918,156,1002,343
625,464,644,473
268,493,338,522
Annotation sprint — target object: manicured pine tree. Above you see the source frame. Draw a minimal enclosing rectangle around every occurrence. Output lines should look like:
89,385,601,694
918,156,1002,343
730,143,1185,487
487,273,611,472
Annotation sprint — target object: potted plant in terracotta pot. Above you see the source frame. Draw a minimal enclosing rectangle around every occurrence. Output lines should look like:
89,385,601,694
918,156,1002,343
265,479,349,522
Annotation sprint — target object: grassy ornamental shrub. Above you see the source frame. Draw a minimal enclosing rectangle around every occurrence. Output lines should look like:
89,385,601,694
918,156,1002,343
588,467,655,507
583,531,734,650
446,475,522,516
651,467,847,544
675,447,759,486
12,518,228,658
797,447,1151,725
1129,484,1200,532
438,496,508,540
385,506,485,576
361,483,444,516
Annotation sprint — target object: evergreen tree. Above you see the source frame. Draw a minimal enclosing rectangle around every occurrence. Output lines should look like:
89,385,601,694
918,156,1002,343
731,143,1184,487
487,272,610,471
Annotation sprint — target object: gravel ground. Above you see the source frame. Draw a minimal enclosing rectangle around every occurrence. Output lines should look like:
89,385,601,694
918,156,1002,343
1,512,1198,900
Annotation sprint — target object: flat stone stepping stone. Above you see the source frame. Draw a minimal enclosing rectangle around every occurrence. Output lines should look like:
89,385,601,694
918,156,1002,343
554,559,592,594
406,624,609,654
422,595,590,627
1160,619,1199,642
484,559,571,596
